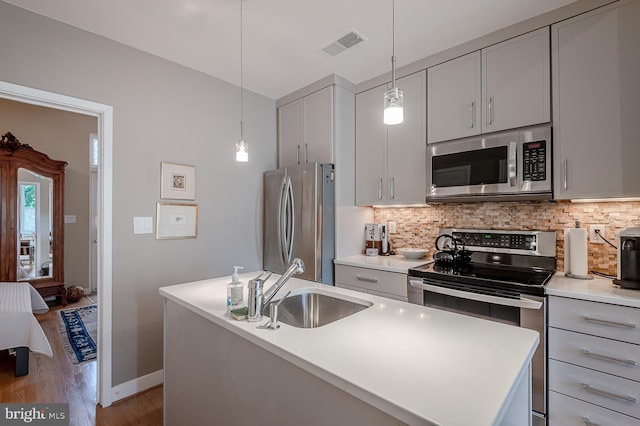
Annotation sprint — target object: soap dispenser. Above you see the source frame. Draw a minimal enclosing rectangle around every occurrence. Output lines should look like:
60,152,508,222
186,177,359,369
227,266,244,311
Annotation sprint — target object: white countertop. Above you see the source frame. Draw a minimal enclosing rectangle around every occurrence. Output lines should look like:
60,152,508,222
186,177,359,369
160,272,538,426
547,273,640,308
334,254,431,273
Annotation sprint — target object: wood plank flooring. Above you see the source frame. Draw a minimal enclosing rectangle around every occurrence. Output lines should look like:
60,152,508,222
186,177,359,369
0,296,163,425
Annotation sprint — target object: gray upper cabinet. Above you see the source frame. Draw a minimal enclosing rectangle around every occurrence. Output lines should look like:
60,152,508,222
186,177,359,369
278,85,333,167
552,0,640,200
427,27,550,143
356,71,426,206
427,52,481,144
482,27,550,134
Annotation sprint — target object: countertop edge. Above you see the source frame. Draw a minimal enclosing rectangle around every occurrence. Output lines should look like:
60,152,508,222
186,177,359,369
547,274,640,308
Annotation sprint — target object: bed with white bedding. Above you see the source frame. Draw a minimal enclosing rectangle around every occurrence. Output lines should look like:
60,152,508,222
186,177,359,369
0,282,52,376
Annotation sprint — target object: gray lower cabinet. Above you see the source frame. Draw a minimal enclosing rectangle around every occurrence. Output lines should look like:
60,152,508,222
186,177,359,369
335,264,408,302
548,296,640,425
355,70,426,206
552,0,640,200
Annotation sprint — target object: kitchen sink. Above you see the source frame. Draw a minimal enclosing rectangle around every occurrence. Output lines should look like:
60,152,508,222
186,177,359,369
264,288,372,328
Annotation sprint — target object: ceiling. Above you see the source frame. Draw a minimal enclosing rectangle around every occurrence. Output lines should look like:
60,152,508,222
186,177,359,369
4,0,576,99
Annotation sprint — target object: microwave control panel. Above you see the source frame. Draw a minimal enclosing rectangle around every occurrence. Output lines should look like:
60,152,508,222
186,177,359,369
523,140,546,181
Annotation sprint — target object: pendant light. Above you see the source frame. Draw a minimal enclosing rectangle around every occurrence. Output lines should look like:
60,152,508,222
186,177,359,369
383,0,404,125
235,0,249,162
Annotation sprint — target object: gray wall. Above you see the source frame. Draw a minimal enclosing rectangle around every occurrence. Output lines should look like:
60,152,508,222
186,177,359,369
0,2,277,386
1,98,96,289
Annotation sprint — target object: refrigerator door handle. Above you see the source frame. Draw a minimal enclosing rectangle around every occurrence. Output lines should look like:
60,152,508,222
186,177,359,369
285,176,295,263
278,176,288,264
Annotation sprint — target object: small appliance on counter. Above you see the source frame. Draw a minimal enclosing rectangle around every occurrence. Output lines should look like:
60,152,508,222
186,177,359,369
614,227,640,290
365,223,382,256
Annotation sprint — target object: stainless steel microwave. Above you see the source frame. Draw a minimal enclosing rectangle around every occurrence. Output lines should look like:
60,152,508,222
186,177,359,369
427,125,552,202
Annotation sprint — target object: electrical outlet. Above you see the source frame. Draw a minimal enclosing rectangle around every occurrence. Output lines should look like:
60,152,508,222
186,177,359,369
589,225,605,243
388,221,397,234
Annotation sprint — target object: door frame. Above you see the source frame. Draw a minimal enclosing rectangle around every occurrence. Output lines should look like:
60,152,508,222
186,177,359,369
0,81,114,407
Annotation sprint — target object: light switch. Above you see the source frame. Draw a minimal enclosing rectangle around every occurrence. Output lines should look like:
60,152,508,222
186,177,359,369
133,217,153,235
64,215,77,224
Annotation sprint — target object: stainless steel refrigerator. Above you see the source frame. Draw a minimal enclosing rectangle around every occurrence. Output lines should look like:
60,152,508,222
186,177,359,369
263,163,334,285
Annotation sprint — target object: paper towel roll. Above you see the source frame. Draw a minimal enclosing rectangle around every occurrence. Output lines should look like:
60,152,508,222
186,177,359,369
568,228,588,277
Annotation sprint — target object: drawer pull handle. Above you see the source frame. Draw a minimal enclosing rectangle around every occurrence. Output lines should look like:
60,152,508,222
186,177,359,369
581,383,638,404
356,275,378,283
581,349,638,366
582,417,602,426
582,315,637,329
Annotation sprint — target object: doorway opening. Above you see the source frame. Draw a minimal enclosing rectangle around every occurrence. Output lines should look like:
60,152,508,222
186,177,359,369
0,80,114,407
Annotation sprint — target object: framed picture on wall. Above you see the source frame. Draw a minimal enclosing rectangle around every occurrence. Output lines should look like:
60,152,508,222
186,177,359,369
156,202,198,239
161,162,195,200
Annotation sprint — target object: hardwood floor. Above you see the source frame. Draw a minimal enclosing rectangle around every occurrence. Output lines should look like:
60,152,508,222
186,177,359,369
0,296,163,425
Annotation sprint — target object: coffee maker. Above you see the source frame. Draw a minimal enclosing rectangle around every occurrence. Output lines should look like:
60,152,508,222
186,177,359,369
614,227,640,290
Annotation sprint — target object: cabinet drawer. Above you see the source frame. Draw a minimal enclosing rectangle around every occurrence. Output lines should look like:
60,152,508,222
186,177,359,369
549,359,640,419
335,265,407,298
549,296,640,345
550,391,640,426
549,328,640,381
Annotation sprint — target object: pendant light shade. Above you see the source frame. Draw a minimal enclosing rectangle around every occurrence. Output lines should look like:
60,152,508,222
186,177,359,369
235,0,248,162
384,86,404,125
383,0,403,125
236,139,248,162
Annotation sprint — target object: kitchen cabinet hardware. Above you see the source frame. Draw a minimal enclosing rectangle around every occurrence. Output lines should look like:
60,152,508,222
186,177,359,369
581,383,638,404
296,145,301,164
580,349,637,366
378,178,383,200
582,315,637,329
488,96,494,125
389,177,395,200
356,275,378,283
581,417,602,426
563,159,568,190
470,101,475,128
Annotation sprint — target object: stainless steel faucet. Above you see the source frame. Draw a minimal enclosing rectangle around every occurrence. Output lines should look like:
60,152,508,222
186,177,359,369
247,258,304,322
263,258,305,307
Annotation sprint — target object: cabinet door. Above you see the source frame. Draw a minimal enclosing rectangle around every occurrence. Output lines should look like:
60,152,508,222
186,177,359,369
304,86,334,164
278,99,304,167
387,71,427,204
355,85,387,206
482,27,550,133
552,1,640,199
427,52,481,143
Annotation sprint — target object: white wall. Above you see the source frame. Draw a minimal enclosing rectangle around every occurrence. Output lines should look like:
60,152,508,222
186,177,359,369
0,2,277,386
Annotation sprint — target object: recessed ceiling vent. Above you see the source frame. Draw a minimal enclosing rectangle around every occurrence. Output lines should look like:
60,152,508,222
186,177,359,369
322,29,367,56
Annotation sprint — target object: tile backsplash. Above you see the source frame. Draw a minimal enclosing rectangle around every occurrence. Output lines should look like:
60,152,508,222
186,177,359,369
373,201,640,276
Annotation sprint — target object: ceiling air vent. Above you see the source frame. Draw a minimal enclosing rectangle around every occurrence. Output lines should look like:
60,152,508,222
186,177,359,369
322,29,367,56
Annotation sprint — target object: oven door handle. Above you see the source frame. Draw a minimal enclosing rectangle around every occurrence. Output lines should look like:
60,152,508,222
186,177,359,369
409,280,543,310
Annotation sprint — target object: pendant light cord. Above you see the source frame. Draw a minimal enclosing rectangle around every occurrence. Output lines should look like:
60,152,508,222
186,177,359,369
391,0,396,88
240,0,244,141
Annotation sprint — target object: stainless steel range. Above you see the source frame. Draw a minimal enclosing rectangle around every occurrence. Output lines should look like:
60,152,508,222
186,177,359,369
408,229,556,426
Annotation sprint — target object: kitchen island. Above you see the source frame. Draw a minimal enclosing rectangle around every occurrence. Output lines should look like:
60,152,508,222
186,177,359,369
160,273,538,426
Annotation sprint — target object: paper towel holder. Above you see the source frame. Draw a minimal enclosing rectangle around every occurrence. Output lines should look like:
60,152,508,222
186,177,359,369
565,220,594,280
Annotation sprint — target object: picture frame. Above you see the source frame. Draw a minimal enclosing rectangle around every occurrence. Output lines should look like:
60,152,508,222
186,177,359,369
155,202,198,239
161,162,196,200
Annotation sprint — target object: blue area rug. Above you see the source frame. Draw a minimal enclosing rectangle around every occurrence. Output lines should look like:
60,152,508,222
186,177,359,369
58,304,97,364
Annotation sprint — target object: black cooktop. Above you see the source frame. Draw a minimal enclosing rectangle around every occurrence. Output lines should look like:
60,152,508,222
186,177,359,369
409,261,555,297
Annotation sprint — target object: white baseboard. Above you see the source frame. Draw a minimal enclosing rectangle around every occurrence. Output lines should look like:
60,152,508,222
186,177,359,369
111,369,163,402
